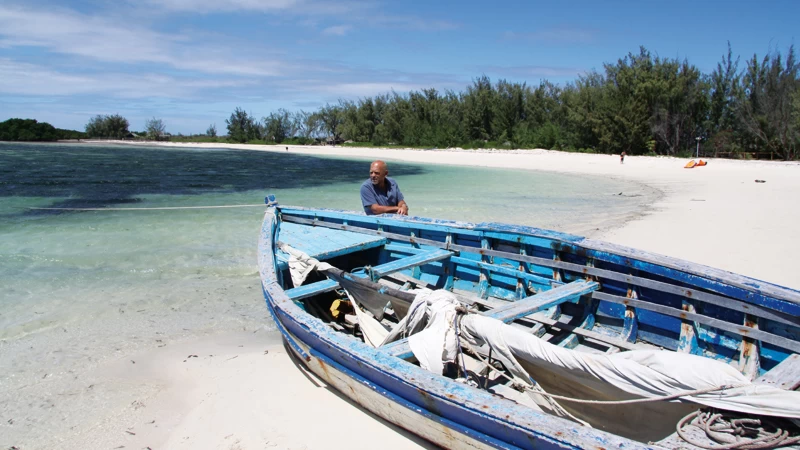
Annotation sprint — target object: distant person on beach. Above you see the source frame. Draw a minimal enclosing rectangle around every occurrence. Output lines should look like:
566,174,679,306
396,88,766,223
361,160,408,215
620,151,626,164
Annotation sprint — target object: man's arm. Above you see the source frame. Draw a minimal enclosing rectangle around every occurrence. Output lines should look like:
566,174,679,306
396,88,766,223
369,201,408,215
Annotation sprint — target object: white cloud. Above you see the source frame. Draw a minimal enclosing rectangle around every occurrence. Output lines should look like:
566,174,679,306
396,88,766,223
321,25,352,36
136,0,454,32
0,59,251,98
0,6,173,63
0,5,289,76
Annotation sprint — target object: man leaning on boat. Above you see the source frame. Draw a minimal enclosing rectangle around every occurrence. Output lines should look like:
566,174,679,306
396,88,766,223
361,160,409,215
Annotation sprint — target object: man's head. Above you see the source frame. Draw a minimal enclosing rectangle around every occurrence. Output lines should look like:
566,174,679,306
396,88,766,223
369,160,388,186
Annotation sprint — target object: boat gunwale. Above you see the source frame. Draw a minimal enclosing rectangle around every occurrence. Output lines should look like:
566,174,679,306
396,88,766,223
276,206,800,310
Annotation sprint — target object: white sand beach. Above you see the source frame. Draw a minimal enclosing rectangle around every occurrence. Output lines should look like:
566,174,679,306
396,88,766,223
17,142,800,449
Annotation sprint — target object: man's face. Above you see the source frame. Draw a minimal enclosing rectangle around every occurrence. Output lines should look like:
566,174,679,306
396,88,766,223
369,163,387,185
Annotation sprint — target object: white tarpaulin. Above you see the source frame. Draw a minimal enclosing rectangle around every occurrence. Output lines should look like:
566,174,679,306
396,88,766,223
278,242,333,287
406,290,461,374
459,314,800,419
401,290,800,441
343,290,389,347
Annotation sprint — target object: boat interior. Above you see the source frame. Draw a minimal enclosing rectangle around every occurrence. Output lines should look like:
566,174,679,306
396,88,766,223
270,206,800,447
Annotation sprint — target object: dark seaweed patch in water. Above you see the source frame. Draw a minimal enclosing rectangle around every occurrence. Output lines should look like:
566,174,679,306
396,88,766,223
0,143,424,214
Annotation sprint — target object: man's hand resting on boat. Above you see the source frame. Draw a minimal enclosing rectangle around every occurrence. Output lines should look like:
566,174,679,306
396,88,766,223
369,200,408,215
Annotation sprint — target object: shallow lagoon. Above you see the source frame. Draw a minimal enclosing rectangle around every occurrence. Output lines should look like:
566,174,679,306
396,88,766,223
0,142,658,447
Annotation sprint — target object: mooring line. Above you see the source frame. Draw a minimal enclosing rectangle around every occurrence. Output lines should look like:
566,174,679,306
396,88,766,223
26,204,266,211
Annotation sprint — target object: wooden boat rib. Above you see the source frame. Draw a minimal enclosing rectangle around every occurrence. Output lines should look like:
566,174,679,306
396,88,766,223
258,200,800,449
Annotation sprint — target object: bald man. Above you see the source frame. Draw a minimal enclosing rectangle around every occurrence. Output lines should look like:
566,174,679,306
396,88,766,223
360,160,408,215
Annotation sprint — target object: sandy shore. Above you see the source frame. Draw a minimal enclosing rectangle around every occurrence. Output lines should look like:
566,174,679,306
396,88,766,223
27,141,800,449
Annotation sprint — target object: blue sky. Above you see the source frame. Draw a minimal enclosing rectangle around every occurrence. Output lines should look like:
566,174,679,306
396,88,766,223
1,0,797,134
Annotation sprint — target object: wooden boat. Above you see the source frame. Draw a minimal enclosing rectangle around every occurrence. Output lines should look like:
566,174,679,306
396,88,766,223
258,197,800,449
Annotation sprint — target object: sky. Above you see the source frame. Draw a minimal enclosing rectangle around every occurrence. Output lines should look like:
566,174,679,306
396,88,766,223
1,0,797,134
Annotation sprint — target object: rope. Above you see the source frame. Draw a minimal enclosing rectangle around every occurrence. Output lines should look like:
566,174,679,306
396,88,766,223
676,409,800,449
453,311,470,381
25,204,266,211
533,383,750,406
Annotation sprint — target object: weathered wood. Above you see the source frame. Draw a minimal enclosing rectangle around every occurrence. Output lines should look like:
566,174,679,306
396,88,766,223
593,292,800,353
755,354,800,390
451,256,559,289
465,294,646,352
583,238,800,307
285,279,340,300
525,314,646,352
282,215,449,250
275,221,387,270
381,309,645,360
485,280,599,324
384,245,557,289
386,272,437,290
370,248,452,280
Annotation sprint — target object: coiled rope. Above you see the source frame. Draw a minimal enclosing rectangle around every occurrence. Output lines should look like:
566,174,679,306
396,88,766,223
676,409,800,449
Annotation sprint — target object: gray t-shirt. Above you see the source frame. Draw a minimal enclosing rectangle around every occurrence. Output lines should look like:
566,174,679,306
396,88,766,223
360,177,404,215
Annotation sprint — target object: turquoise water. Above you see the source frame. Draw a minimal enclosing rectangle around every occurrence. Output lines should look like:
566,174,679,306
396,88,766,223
0,142,657,447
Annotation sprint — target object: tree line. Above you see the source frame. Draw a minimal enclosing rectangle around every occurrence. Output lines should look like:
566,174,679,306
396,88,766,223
55,43,798,160
0,118,86,141
225,44,799,160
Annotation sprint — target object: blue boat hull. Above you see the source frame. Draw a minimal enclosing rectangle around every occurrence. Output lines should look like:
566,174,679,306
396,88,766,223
258,205,800,449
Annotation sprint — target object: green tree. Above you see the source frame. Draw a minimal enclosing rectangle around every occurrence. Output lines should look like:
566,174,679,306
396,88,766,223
226,107,260,143
649,59,709,155
463,75,495,141
0,118,66,141
318,103,343,142
85,114,130,139
263,109,291,143
708,42,741,134
737,46,800,159
206,124,217,137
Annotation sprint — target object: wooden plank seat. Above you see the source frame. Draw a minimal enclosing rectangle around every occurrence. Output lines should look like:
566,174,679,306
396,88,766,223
383,243,560,289
275,221,387,271
755,354,800,390
285,279,340,301
484,280,600,323
463,294,647,352
367,248,453,281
